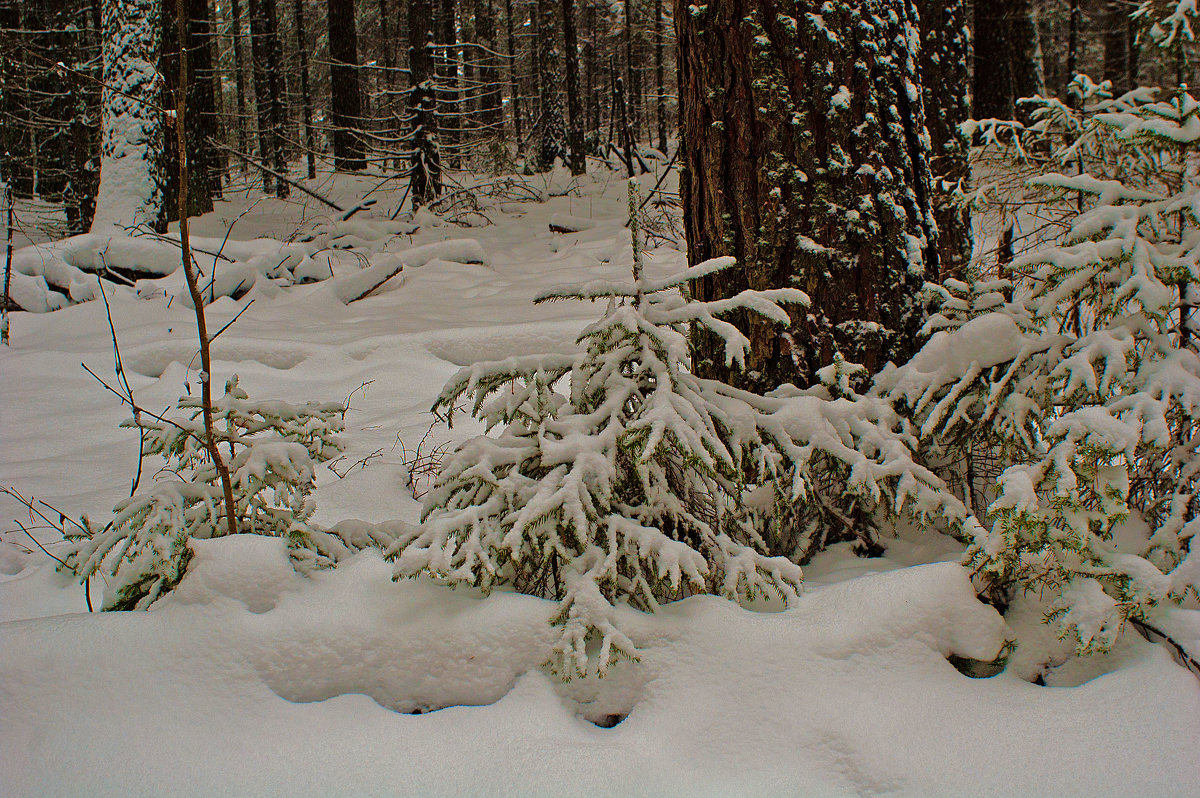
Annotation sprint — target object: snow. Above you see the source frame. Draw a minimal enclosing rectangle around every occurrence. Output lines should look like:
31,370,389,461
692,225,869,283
2,167,1199,795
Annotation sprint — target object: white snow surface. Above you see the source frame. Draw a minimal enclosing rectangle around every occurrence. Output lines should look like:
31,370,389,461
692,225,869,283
2,167,1199,796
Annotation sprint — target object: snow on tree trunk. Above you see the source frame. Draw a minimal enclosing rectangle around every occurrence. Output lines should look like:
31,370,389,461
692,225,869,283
533,0,566,172
91,0,166,233
408,0,441,207
677,0,938,393
915,0,971,277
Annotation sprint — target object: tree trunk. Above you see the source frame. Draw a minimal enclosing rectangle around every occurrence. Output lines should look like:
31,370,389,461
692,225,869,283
476,0,504,134
161,0,218,218
677,0,936,391
435,0,460,166
916,0,971,277
1008,0,1045,118
504,0,523,149
561,0,585,174
409,0,441,205
92,0,166,231
533,0,565,171
328,0,366,170
973,1,1014,120
654,0,666,153
294,0,316,178
229,0,250,168
249,0,289,196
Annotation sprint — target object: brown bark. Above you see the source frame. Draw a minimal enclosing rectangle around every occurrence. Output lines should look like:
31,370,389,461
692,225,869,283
328,0,366,170
677,0,936,391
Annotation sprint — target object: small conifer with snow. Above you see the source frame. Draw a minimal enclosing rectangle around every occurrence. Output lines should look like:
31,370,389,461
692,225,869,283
881,81,1200,653
69,375,346,609
392,180,807,675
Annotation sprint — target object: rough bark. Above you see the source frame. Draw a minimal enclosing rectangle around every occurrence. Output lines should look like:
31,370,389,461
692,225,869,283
294,0,316,178
973,1,1015,120
92,0,166,231
533,0,565,171
916,0,971,277
328,0,366,170
677,0,937,391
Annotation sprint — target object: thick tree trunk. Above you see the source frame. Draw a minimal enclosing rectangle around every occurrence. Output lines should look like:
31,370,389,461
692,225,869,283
504,0,523,149
328,0,366,170
533,0,565,171
1008,0,1045,118
229,0,250,168
435,0,460,166
677,0,937,391
1104,0,1130,94
915,0,971,277
973,2,1014,120
476,0,504,134
92,0,166,232
294,0,316,178
973,0,1043,122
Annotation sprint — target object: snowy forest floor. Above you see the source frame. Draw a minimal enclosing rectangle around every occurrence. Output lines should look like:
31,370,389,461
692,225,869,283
2,164,1199,797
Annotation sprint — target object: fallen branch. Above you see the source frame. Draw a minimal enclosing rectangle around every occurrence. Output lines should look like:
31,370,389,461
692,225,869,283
212,141,345,212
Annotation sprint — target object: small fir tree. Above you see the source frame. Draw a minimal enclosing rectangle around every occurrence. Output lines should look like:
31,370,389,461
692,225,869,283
69,376,347,609
392,181,808,675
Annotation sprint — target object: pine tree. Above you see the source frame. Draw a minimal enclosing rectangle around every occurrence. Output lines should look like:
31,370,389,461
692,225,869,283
391,181,807,674
328,0,366,171
879,85,1200,654
69,376,348,610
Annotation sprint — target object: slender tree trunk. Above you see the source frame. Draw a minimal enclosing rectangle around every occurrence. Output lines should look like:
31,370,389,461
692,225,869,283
249,0,288,196
328,0,366,170
654,0,666,153
229,0,250,169
161,0,218,218
172,0,239,539
561,0,585,174
678,0,936,391
294,0,316,178
409,0,441,205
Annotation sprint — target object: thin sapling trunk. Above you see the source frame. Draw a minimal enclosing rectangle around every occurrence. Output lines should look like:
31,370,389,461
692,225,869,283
174,0,238,538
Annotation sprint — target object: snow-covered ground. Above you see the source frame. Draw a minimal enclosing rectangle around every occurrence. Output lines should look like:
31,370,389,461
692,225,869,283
2,167,1199,796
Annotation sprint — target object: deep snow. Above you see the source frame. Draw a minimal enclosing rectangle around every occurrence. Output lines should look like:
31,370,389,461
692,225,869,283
2,166,1198,796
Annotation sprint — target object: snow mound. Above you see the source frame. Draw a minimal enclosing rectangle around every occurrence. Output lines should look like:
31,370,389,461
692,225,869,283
4,548,1196,796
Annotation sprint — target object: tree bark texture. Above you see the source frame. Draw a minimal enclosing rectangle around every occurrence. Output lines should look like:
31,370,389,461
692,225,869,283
677,0,937,391
328,0,366,170
916,0,971,277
